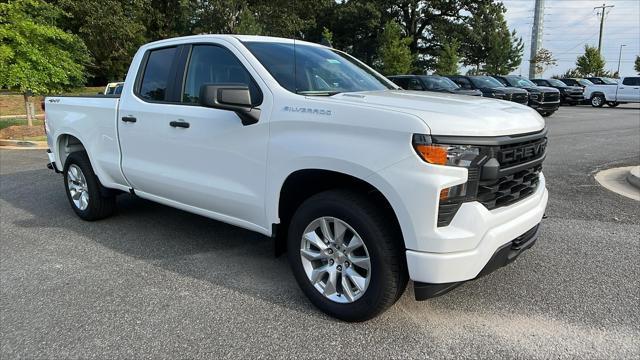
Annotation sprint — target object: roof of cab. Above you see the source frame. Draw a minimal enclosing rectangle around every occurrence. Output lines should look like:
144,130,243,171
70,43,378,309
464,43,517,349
144,34,325,48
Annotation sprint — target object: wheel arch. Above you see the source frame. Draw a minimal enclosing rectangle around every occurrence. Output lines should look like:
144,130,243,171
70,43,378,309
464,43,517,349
273,168,406,255
56,132,87,170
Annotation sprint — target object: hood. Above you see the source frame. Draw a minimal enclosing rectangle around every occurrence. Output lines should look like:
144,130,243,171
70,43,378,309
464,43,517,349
329,90,545,137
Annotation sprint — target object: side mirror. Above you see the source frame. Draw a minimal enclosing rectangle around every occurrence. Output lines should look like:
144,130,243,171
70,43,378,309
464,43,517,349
199,84,260,126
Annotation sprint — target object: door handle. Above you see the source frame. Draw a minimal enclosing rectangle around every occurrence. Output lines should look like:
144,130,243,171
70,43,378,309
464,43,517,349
122,116,137,123
170,120,190,128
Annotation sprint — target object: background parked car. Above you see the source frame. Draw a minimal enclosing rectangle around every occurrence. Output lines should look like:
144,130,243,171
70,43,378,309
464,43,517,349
585,77,618,85
104,82,124,95
559,78,594,88
492,75,559,117
583,76,640,107
388,75,483,96
447,75,529,104
531,78,585,105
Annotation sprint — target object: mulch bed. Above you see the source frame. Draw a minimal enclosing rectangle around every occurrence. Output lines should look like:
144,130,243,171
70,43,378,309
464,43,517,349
0,125,45,140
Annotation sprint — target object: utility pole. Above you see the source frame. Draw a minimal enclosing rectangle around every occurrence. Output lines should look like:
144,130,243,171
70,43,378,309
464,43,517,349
528,0,545,79
594,3,615,54
617,44,626,75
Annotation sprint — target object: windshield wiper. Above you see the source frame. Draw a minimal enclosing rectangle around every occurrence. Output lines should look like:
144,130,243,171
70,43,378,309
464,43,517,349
297,90,342,96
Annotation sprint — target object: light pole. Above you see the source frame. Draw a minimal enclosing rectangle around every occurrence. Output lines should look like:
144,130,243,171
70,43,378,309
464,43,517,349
617,44,626,76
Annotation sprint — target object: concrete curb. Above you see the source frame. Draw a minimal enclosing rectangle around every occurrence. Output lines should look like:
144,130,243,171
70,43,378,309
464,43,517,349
0,139,47,149
594,166,640,201
627,166,640,190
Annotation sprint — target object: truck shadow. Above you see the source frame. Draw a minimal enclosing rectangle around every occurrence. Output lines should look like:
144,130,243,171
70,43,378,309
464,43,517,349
0,167,317,315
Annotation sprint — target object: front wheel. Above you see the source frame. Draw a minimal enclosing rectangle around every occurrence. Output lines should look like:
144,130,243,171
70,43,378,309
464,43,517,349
63,151,116,220
540,111,555,117
607,101,620,107
591,94,605,107
287,189,407,321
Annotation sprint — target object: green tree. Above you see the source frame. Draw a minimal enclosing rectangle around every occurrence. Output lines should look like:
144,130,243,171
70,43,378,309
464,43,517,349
54,0,147,84
377,20,413,75
635,55,640,74
321,27,333,47
434,40,460,75
463,2,523,74
387,0,497,70
235,9,263,35
575,45,605,76
531,48,557,76
0,0,90,125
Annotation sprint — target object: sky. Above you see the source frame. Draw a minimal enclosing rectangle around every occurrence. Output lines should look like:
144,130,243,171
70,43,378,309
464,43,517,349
501,0,640,78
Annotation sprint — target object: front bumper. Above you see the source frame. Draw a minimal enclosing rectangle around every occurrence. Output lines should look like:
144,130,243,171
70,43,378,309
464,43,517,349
414,224,539,300
529,100,560,111
405,175,547,284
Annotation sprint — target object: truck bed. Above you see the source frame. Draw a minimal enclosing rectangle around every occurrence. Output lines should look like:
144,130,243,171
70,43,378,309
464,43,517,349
45,95,126,190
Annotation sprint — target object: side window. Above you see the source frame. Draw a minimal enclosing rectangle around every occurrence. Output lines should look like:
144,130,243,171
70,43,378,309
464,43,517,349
495,77,508,86
622,77,639,86
139,47,177,101
183,45,262,105
455,77,471,89
407,78,423,90
391,77,408,89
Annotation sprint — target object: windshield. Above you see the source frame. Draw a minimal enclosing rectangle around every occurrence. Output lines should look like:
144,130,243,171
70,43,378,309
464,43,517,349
244,42,394,95
470,76,503,88
547,79,566,87
504,76,536,87
578,79,594,86
421,76,459,91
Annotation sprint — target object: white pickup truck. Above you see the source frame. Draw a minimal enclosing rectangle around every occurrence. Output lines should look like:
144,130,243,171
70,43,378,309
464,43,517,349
584,76,640,107
44,35,548,321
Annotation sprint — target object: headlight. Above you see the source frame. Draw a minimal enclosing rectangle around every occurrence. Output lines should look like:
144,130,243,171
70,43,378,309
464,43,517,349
412,135,481,167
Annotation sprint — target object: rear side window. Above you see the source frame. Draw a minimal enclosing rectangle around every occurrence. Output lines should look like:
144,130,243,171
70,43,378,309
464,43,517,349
182,45,262,105
622,77,639,86
139,47,177,101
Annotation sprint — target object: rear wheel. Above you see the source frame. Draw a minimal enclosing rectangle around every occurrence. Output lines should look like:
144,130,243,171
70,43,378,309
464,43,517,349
607,101,619,107
591,94,605,107
287,189,407,321
63,151,116,220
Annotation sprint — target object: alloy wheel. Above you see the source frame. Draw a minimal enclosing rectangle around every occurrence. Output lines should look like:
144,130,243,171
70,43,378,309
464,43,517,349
299,217,371,303
67,164,89,210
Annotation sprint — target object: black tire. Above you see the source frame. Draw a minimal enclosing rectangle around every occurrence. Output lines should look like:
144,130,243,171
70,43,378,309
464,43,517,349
591,94,605,107
63,151,116,221
541,111,554,117
607,101,619,107
287,189,407,322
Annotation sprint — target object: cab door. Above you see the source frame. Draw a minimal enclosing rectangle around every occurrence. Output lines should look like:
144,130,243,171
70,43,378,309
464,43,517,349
618,77,640,102
118,41,272,231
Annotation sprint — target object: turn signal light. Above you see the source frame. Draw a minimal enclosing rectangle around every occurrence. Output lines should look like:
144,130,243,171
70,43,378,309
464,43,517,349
415,144,448,165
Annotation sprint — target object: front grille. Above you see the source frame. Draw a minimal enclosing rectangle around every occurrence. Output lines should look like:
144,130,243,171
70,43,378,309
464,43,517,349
498,137,547,168
543,92,559,102
512,93,528,104
477,164,541,210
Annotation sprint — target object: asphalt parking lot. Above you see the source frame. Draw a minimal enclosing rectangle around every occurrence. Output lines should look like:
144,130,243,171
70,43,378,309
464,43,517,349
1,104,639,359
